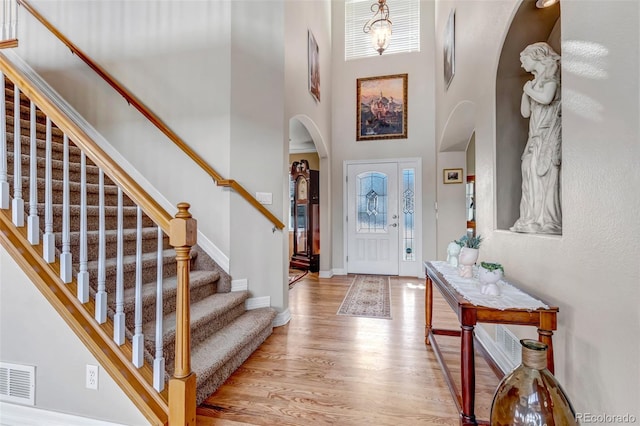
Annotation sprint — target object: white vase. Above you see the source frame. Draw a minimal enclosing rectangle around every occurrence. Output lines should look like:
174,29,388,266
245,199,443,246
478,266,503,284
481,283,501,296
458,247,479,278
447,242,461,267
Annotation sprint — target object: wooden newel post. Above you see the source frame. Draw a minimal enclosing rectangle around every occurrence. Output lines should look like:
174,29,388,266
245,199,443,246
168,202,197,426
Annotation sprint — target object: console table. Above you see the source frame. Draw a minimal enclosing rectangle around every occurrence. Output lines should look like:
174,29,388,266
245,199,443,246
424,261,559,426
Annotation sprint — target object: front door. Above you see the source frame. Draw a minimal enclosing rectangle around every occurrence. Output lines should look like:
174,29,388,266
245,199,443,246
346,162,399,275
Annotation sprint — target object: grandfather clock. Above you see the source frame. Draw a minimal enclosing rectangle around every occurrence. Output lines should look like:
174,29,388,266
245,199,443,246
290,160,319,272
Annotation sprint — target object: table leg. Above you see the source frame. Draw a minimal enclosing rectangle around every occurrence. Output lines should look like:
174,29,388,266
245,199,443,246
425,275,433,344
461,325,476,425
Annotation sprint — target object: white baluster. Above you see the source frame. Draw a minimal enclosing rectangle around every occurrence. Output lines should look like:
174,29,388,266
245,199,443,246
12,84,24,227
59,135,72,283
42,118,55,263
77,152,89,303
132,206,144,368
0,73,9,209
95,169,107,324
114,187,125,345
27,101,39,244
153,225,165,391
10,0,18,40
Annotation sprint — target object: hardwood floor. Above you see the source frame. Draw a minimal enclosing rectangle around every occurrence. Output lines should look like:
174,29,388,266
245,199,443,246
196,273,501,425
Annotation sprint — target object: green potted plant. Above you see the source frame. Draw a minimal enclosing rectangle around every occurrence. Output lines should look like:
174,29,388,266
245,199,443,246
479,262,504,284
457,234,483,278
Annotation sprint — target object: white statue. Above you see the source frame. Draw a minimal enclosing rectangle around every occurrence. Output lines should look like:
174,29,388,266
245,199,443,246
447,241,461,267
511,42,562,234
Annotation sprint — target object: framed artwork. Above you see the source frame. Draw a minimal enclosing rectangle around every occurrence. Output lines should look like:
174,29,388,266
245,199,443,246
356,73,408,141
308,30,320,102
443,168,463,184
443,9,455,89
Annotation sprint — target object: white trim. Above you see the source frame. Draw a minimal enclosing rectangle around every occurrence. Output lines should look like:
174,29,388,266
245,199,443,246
231,278,248,292
318,269,334,278
0,402,128,426
474,325,514,375
2,51,230,274
331,268,347,276
272,309,291,327
245,296,270,310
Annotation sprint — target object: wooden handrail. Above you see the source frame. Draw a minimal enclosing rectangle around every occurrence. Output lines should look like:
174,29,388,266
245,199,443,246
17,0,285,230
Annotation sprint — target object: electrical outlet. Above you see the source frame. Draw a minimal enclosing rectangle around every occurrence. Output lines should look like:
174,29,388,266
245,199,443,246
86,364,98,390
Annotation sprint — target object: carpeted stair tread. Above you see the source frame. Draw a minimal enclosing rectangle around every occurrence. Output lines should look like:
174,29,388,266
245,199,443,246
85,248,182,291
6,129,83,156
7,151,105,185
60,226,168,260
142,291,248,345
9,174,133,207
190,307,277,401
120,269,220,327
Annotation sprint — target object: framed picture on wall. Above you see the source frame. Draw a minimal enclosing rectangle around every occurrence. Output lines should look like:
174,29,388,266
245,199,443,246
443,168,463,184
308,30,320,102
356,73,408,141
444,9,455,89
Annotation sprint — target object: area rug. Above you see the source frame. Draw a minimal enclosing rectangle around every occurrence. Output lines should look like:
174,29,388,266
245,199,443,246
337,275,391,319
289,269,308,289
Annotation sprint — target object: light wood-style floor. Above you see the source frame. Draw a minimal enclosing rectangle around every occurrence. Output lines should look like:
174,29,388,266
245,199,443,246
196,273,501,425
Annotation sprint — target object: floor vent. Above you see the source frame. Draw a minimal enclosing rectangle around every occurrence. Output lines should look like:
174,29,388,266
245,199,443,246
495,325,522,366
0,362,36,406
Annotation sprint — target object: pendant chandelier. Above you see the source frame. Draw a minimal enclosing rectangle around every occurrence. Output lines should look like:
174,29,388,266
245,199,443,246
363,0,392,55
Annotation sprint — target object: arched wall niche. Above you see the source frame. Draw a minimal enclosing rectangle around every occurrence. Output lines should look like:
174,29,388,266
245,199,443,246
495,0,560,230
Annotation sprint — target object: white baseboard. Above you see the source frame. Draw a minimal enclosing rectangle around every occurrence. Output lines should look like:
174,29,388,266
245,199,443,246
474,325,515,375
318,269,333,278
231,278,248,292
0,402,128,426
331,268,347,276
273,308,291,327
245,296,270,310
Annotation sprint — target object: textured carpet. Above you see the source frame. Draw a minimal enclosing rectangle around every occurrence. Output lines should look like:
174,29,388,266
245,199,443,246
337,275,391,319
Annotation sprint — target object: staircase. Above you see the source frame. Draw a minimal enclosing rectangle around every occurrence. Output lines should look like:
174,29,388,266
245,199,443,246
2,75,277,410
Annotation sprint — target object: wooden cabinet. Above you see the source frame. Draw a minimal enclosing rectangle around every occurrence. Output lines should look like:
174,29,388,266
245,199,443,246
290,160,319,272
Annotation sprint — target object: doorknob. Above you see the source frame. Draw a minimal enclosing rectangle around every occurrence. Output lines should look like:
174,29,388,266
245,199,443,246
390,223,398,227
392,214,398,219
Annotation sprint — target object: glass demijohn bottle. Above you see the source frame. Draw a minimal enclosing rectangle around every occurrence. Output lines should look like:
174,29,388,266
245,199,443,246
490,339,578,426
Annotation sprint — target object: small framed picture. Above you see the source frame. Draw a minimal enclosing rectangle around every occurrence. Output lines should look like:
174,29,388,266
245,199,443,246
443,168,463,184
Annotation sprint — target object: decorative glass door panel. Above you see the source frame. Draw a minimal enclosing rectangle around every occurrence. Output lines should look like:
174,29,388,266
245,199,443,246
347,163,398,275
357,172,388,233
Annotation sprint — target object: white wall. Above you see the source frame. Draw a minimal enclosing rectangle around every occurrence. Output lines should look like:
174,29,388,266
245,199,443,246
284,0,333,275
0,247,149,425
228,0,287,310
330,0,438,274
435,0,640,416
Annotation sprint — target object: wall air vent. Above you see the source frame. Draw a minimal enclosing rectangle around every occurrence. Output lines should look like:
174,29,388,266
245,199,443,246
0,362,35,405
495,325,522,367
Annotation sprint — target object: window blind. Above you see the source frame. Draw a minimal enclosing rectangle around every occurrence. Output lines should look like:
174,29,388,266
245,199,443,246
345,0,420,61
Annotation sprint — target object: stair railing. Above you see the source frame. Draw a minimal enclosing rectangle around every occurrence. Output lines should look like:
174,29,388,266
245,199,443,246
16,0,285,231
0,0,19,49
1,51,197,426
